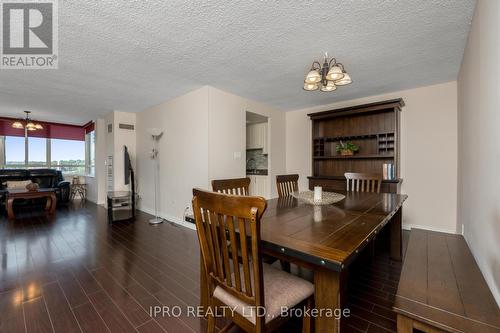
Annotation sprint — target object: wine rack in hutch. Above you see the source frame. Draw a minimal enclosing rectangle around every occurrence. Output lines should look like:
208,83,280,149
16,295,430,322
308,99,404,193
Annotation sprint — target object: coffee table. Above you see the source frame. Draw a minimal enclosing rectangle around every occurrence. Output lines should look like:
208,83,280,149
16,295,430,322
6,189,57,220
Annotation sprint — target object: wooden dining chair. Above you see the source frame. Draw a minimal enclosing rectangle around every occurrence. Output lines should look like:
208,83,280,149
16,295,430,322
344,172,382,193
212,177,289,272
192,189,314,333
276,174,299,197
212,177,250,196
345,172,383,258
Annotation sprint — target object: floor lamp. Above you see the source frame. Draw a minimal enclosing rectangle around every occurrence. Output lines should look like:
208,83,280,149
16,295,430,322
147,128,164,225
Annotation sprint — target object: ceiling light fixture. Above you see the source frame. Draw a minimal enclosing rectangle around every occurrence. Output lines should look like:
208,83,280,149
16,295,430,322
11,111,44,131
304,52,352,92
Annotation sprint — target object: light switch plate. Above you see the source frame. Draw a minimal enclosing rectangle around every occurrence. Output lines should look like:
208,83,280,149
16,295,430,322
233,151,242,159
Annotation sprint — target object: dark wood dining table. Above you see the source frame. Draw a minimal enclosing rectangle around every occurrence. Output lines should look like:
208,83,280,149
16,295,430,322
200,191,407,333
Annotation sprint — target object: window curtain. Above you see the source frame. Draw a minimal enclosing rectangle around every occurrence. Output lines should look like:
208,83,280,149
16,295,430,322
83,121,95,134
0,118,89,141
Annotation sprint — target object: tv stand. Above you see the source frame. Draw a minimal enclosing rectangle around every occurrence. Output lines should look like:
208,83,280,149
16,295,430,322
107,169,136,223
107,191,135,222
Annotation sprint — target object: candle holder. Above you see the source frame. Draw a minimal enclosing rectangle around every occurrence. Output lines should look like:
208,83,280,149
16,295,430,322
314,186,323,204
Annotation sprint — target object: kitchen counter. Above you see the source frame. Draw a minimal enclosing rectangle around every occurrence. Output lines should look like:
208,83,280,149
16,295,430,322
246,169,268,176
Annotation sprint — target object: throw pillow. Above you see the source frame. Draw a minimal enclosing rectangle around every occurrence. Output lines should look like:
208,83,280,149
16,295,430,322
5,180,32,189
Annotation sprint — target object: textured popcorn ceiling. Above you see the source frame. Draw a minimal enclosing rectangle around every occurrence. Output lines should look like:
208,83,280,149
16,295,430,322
0,0,476,124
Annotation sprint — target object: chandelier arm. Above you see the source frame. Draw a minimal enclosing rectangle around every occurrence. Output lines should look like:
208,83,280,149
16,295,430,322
311,61,322,70
328,58,337,67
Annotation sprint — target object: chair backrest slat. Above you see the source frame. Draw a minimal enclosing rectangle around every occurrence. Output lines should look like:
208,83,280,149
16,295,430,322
238,217,253,297
217,214,232,285
209,210,224,279
276,174,299,197
192,188,267,308
212,178,250,196
344,172,382,194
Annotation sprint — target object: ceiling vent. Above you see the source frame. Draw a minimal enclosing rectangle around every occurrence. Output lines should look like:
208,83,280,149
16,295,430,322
119,123,134,130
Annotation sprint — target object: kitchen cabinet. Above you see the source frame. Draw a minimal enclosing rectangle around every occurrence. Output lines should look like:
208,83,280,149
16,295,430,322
248,175,268,198
246,122,268,154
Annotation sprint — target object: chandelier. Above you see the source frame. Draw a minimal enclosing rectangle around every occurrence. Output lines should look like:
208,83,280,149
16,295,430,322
11,111,44,131
303,52,352,92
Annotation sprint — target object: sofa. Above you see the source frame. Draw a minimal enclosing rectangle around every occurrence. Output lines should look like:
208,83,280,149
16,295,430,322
0,169,71,211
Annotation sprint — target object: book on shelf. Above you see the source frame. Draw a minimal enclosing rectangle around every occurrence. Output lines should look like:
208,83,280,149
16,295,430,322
383,163,396,180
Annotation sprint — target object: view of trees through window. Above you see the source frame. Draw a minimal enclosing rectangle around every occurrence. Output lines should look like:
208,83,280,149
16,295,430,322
28,137,47,167
5,136,25,168
2,134,92,175
51,139,86,174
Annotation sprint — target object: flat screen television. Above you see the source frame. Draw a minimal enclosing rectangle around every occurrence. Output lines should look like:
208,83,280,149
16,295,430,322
123,145,136,218
124,146,131,185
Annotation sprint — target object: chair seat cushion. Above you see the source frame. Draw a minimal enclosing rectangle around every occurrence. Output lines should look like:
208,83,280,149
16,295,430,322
213,263,314,324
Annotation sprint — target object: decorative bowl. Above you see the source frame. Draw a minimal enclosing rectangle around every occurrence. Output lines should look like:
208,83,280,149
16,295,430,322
292,190,345,206
26,182,39,191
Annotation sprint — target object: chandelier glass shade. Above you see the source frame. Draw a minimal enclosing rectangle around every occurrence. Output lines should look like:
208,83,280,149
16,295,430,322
11,111,43,131
305,70,322,84
12,121,24,129
303,82,319,91
335,72,352,86
304,53,352,92
321,80,337,92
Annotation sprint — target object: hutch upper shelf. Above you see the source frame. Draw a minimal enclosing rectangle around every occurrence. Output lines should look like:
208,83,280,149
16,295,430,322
308,98,404,193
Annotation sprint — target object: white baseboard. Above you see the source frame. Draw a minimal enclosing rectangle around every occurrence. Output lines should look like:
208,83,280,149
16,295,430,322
85,198,105,206
137,206,196,231
403,223,458,234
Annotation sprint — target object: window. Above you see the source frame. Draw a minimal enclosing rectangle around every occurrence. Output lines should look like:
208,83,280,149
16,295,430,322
5,136,25,168
1,127,94,176
85,131,96,176
51,139,85,175
28,137,47,167
1,120,96,176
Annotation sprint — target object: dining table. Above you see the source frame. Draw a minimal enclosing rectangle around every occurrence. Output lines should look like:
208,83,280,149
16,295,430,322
199,190,407,333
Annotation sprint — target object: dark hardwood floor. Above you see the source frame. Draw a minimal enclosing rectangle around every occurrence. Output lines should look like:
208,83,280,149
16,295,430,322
0,201,408,333
344,233,408,333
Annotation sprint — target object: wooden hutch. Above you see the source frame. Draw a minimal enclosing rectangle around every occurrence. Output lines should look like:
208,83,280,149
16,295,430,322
308,98,404,193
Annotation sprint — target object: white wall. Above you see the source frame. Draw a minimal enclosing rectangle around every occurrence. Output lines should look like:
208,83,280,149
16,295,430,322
112,111,136,192
207,87,247,180
136,87,210,224
286,81,458,233
105,111,115,192
458,0,500,305
85,118,106,204
95,118,107,204
135,86,286,224
103,111,137,194
207,87,286,198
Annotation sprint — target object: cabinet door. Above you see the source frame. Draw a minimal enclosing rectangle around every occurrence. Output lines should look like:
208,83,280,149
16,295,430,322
246,126,252,149
247,123,267,151
246,124,258,149
256,123,264,149
248,175,256,196
262,122,268,155
255,176,268,198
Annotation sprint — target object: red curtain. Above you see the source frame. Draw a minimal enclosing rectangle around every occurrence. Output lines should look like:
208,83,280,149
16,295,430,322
0,118,89,141
83,121,95,134
0,118,25,137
